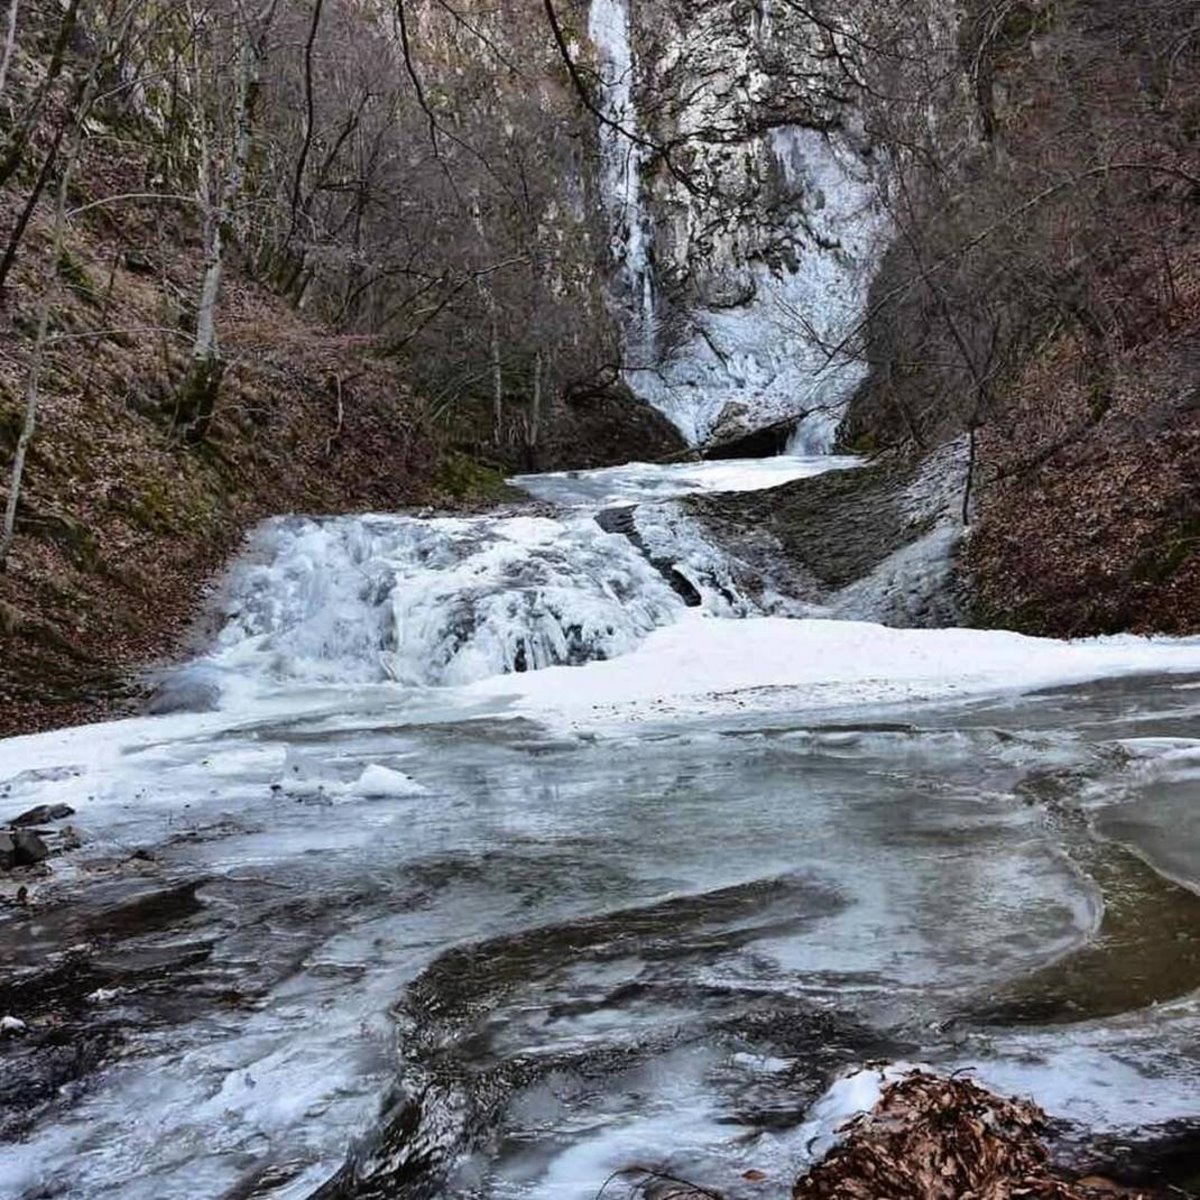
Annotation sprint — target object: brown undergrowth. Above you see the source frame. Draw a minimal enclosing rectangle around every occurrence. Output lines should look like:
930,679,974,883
604,1072,1161,1200
969,255,1200,636
795,1072,1152,1200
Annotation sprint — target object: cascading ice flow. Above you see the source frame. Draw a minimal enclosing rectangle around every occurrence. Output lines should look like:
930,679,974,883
200,513,685,693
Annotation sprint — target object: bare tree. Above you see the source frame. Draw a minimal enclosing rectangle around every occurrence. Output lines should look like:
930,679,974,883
174,0,279,441
0,0,19,102
1,0,141,567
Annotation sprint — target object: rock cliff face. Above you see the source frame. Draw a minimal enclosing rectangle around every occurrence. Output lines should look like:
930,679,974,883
386,0,949,455
586,0,949,450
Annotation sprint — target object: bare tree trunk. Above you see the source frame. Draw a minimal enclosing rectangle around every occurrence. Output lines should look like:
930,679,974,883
177,2,271,441
178,205,225,441
0,119,66,295
1,107,79,568
0,0,79,191
489,298,502,440
177,41,223,441
227,13,265,239
529,347,542,448
961,423,977,525
0,0,19,102
284,0,323,251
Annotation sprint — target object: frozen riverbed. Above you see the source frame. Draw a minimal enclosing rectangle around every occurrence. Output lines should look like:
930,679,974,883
510,454,861,508
3,455,1200,1200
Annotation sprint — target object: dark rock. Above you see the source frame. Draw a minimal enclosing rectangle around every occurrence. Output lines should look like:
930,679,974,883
493,378,688,474
701,414,800,460
123,248,155,275
4,830,50,867
10,803,75,827
144,668,221,715
684,457,910,593
596,506,703,606
15,829,50,865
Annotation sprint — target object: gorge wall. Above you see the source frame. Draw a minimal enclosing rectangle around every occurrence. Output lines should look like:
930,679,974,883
837,0,1200,635
586,0,1198,632
384,0,933,455
585,0,916,450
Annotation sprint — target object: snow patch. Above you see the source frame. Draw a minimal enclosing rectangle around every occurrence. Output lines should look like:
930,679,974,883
470,613,1200,730
354,764,426,798
511,454,860,509
793,1064,917,1163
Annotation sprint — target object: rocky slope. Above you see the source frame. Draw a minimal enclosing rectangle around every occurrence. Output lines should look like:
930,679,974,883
678,439,970,627
835,0,1200,635
967,285,1200,636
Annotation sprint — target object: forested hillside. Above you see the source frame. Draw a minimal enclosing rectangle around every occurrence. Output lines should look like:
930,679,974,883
838,0,1200,633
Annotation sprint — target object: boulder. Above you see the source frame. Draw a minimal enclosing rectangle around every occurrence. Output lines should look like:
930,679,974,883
0,829,49,869
10,803,75,827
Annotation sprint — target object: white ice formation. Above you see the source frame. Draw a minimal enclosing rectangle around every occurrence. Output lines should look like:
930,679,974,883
588,0,657,354
587,0,888,449
642,128,886,449
195,512,685,697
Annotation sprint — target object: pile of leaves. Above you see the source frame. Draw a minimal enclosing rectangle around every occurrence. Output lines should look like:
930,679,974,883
794,1070,1150,1200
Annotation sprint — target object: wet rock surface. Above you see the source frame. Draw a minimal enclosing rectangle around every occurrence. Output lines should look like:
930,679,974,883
317,874,898,1199
0,870,221,1139
677,440,970,624
10,802,75,827
5,670,1200,1197
0,828,48,869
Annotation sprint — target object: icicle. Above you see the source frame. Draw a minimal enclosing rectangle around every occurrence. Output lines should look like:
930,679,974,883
588,0,656,355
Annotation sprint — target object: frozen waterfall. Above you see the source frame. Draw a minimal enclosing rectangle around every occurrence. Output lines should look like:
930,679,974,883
588,0,656,352
585,0,888,451
190,512,685,700
639,128,885,450
172,456,857,706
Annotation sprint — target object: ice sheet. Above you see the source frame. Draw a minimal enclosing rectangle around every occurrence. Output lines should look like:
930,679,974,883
511,455,860,508
471,612,1200,730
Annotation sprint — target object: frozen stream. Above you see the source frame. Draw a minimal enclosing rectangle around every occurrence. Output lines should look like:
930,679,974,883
4,456,1200,1199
